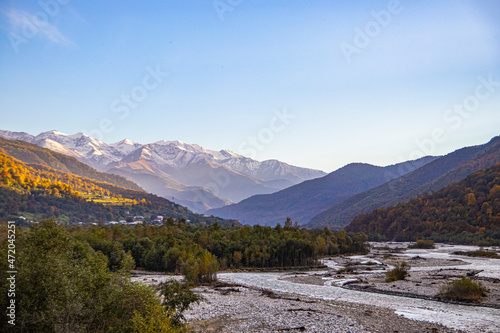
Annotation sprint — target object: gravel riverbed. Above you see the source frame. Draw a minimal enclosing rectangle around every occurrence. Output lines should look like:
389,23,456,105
185,283,455,333
133,243,499,332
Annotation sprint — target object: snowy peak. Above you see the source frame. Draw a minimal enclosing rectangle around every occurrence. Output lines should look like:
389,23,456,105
27,131,121,169
34,131,101,150
37,138,83,159
152,140,231,161
0,129,326,181
0,130,35,142
115,138,135,145
110,138,141,155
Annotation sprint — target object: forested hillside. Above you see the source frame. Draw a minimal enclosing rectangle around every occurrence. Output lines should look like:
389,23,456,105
0,152,230,226
345,163,500,245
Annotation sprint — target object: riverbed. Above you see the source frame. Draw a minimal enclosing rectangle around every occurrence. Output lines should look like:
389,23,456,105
215,243,500,332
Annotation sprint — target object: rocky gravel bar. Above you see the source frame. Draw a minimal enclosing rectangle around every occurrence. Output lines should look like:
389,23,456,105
185,282,459,333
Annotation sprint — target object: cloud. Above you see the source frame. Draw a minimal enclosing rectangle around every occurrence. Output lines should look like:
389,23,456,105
5,9,75,47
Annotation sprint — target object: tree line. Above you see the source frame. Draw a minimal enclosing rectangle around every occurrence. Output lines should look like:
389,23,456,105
71,217,368,283
0,220,191,332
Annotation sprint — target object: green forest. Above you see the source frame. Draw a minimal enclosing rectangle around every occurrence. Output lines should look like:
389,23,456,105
346,163,500,245
0,221,185,332
68,217,368,278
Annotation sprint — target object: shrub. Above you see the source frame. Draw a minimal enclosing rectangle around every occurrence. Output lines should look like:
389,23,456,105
386,261,410,282
437,277,488,302
408,239,435,249
452,250,500,259
161,280,201,325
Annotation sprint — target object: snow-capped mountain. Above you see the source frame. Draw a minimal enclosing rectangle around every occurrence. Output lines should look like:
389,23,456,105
32,130,140,168
0,130,326,212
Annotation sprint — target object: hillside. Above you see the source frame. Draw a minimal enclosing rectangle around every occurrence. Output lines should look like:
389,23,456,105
0,137,143,191
0,152,234,226
308,136,500,230
208,157,437,226
345,162,500,245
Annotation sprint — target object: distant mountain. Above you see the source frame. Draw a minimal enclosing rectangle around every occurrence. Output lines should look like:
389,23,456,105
0,151,236,226
207,157,438,226
0,130,326,212
109,159,231,212
0,137,142,191
308,136,500,230
345,162,500,245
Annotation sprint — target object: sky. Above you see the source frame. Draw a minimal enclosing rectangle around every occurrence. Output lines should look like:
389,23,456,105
0,0,499,173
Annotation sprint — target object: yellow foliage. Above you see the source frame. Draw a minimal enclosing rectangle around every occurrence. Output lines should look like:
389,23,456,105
490,184,500,195
465,193,476,205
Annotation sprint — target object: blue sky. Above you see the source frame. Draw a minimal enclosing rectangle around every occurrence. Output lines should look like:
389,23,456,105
1,0,499,172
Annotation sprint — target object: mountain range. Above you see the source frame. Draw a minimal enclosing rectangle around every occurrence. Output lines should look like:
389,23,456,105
207,157,438,226
0,137,142,191
308,136,500,229
2,129,499,233
0,140,236,226
0,130,326,212
209,136,500,229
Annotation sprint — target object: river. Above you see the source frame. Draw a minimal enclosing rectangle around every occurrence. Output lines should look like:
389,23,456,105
218,243,500,333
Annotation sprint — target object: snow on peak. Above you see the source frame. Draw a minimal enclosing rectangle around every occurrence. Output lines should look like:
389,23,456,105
1,129,326,182
122,138,134,145
107,139,140,157
38,138,83,158
46,130,67,136
153,139,175,146
111,138,136,147
0,130,35,142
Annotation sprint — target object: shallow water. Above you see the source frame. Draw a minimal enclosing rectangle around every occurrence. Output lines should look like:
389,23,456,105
219,244,500,333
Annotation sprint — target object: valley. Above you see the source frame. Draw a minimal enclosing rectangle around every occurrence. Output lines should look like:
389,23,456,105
2,132,500,332
2,2,499,332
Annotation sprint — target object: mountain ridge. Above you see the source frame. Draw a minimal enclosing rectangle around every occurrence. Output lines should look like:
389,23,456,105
308,135,500,229
0,130,326,212
207,156,438,226
0,137,143,191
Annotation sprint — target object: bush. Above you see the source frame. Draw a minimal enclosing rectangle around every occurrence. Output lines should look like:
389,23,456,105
452,250,500,259
161,280,201,325
408,239,435,249
386,262,410,282
437,277,488,302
